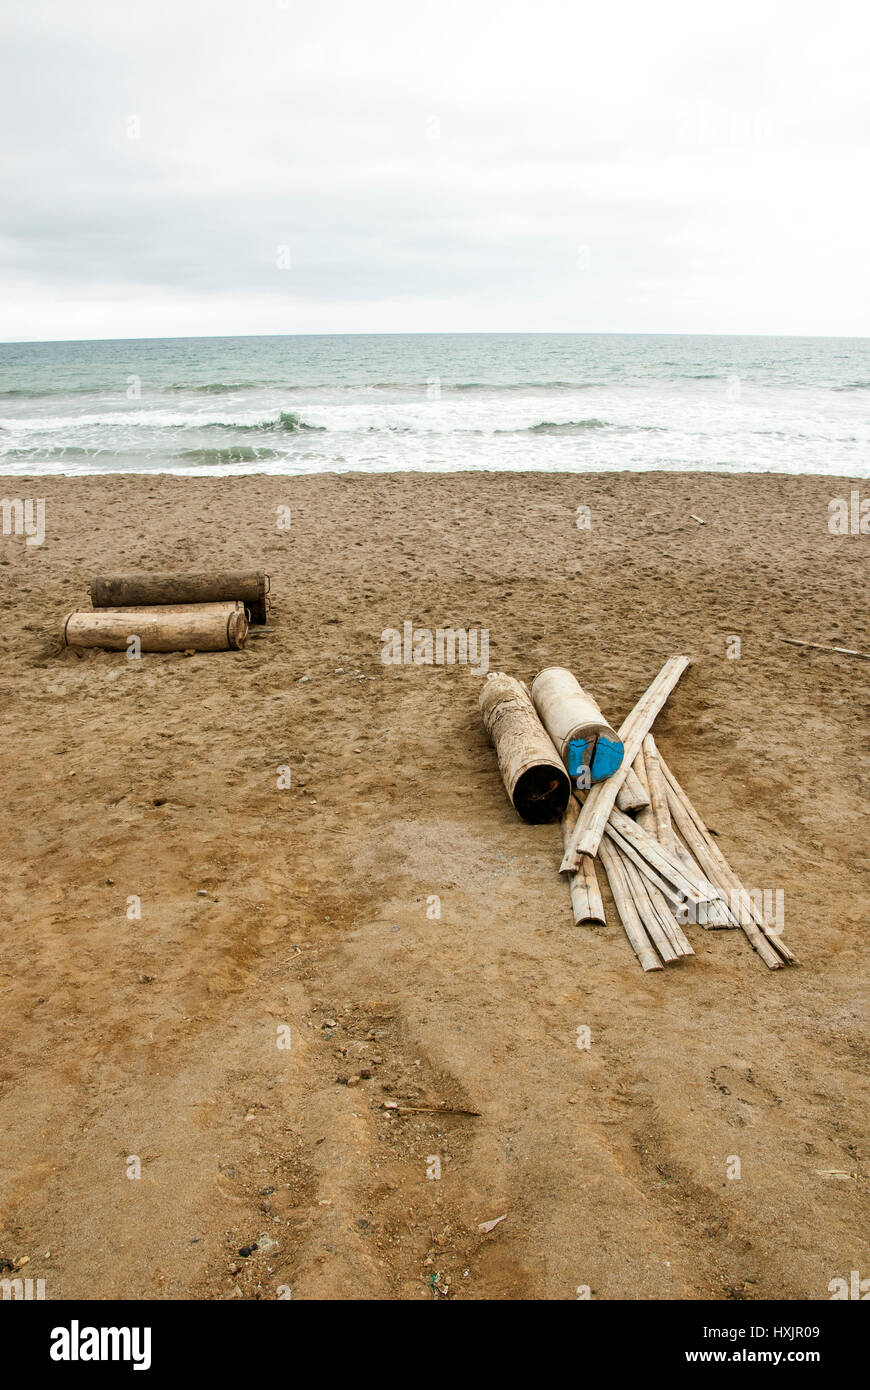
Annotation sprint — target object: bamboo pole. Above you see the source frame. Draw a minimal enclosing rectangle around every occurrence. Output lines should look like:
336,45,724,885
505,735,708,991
631,747,657,836
644,876,695,956
479,673,571,823
561,797,606,925
560,656,691,870
636,738,718,907
657,754,793,968
607,805,721,904
658,756,795,960
63,601,248,652
598,836,662,972
619,853,679,963
642,733,676,851
616,765,651,812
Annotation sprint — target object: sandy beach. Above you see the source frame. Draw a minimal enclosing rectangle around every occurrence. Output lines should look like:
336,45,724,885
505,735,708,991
1,467,867,1300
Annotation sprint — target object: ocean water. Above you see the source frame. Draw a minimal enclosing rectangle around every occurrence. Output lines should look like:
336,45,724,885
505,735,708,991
0,333,868,478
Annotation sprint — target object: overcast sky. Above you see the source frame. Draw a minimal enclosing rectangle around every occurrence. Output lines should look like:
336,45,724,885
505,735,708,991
1,0,868,341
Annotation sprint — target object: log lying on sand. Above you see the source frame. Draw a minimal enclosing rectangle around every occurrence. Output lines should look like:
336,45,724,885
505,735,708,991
89,570,270,624
479,672,571,823
561,796,606,924
560,656,691,870
63,601,248,652
531,667,624,782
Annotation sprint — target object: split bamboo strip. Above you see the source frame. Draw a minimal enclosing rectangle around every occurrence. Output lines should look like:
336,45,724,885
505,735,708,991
619,853,680,963
631,748,657,836
598,836,662,972
657,754,793,969
644,877,695,956
616,765,651,813
560,655,691,870
642,733,676,852
657,755,795,961
561,797,606,925
604,821,689,909
634,742,721,918
608,805,722,904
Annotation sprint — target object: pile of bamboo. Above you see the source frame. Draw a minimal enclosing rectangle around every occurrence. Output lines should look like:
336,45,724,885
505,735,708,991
61,568,270,653
480,657,795,973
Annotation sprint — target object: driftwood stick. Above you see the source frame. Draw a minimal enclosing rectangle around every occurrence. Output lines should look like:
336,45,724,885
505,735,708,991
560,655,691,870
561,797,606,925
780,637,870,661
598,837,662,972
657,755,792,968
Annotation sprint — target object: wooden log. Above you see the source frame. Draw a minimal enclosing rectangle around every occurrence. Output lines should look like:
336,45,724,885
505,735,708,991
479,673,570,823
561,797,606,925
63,601,248,652
89,570,270,624
616,765,651,813
560,655,691,870
530,667,623,782
598,836,662,971
657,754,792,968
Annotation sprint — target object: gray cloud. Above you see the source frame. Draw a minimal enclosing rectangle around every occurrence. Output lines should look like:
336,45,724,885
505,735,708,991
1,0,868,339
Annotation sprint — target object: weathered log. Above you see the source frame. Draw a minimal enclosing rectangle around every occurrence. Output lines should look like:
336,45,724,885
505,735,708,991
89,570,270,624
560,655,691,870
561,796,606,924
530,667,623,782
63,601,248,652
479,673,570,823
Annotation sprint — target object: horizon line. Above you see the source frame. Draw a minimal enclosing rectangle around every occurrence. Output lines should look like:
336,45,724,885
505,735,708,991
2,328,869,347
